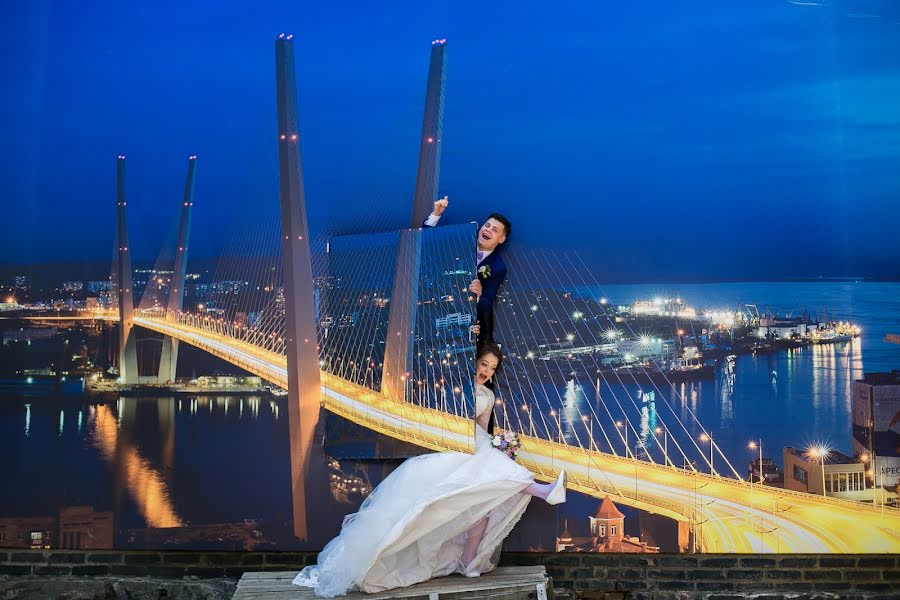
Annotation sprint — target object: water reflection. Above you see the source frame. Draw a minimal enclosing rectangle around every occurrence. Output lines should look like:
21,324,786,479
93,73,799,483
90,403,183,528
562,379,580,443
6,393,290,545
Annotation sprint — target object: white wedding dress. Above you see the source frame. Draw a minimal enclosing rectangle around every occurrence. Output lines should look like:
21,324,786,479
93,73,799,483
293,384,536,597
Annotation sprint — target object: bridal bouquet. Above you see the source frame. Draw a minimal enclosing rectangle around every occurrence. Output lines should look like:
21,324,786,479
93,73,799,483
492,430,522,460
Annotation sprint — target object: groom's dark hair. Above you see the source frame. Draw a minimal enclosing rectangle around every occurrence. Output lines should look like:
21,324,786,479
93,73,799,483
486,213,512,238
476,341,504,370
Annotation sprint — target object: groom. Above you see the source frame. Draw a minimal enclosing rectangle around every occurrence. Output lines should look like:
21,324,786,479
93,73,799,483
424,197,511,434
424,196,511,346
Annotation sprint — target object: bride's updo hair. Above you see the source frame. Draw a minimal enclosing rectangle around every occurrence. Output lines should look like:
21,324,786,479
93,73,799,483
476,341,503,370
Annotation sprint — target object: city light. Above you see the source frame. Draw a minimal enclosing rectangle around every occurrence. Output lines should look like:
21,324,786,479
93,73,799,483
806,445,830,459
700,432,715,474
806,445,831,497
748,439,763,485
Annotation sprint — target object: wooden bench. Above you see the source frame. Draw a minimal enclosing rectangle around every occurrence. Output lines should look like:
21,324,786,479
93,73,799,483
232,565,551,599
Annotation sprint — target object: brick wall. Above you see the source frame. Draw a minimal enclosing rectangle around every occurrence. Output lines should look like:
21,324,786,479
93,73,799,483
0,549,316,579
499,553,899,599
1,550,898,599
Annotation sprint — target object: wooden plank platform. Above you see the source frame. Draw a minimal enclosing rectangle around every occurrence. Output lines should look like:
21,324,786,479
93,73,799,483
232,565,551,600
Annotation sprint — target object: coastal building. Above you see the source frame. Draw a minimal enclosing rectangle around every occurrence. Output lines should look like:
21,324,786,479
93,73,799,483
748,457,784,486
783,447,868,501
59,506,114,549
193,375,263,389
435,312,472,330
0,516,55,549
86,280,111,294
852,371,900,491
2,327,58,344
755,316,815,340
556,496,659,553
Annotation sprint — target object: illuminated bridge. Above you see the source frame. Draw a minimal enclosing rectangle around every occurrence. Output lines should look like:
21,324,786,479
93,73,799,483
46,308,891,554
47,35,900,553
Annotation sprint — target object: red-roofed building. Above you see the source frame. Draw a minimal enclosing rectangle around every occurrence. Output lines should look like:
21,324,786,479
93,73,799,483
556,496,659,553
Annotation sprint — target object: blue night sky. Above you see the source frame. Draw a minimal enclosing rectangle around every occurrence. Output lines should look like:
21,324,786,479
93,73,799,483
2,0,899,282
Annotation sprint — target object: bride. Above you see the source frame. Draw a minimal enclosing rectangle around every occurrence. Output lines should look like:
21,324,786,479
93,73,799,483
293,341,567,597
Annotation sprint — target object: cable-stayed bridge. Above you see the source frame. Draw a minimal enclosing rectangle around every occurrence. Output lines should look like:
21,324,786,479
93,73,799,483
44,35,900,553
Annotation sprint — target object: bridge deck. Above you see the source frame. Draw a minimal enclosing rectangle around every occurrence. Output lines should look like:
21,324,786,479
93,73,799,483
232,566,550,600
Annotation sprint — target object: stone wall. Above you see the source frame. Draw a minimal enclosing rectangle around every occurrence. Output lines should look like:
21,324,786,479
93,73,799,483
1,550,898,599
0,549,315,579
499,552,900,599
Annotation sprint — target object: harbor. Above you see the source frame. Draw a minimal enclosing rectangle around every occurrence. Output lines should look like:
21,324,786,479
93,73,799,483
505,293,862,385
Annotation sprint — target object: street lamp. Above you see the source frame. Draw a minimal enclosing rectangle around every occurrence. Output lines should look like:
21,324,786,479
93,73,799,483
700,432,714,474
522,404,534,437
581,414,593,451
748,439,763,486
655,426,668,466
550,409,563,443
807,446,829,497
616,420,628,458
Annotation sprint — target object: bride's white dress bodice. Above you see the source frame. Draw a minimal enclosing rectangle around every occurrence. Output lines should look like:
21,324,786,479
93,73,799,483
473,383,496,452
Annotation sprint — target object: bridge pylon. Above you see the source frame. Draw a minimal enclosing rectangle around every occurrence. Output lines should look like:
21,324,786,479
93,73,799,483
115,156,139,384
383,39,447,401
157,155,197,383
275,34,322,542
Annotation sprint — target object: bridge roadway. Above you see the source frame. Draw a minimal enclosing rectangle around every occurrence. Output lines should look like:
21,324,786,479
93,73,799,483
42,312,900,552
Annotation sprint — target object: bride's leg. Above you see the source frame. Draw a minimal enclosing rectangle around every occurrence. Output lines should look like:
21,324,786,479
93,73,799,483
461,516,489,567
525,470,567,504
524,482,554,501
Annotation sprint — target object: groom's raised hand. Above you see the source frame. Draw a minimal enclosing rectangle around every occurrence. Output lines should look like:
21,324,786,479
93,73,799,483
433,196,449,216
468,278,482,298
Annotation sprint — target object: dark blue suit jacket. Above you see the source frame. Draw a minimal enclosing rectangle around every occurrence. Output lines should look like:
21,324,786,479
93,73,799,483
422,217,506,344
473,250,506,345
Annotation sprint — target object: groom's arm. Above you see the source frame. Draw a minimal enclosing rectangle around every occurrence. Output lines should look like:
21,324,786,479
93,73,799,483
422,196,449,228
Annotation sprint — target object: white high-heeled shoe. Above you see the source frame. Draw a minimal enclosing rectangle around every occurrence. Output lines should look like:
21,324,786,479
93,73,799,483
546,469,567,505
457,557,481,578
